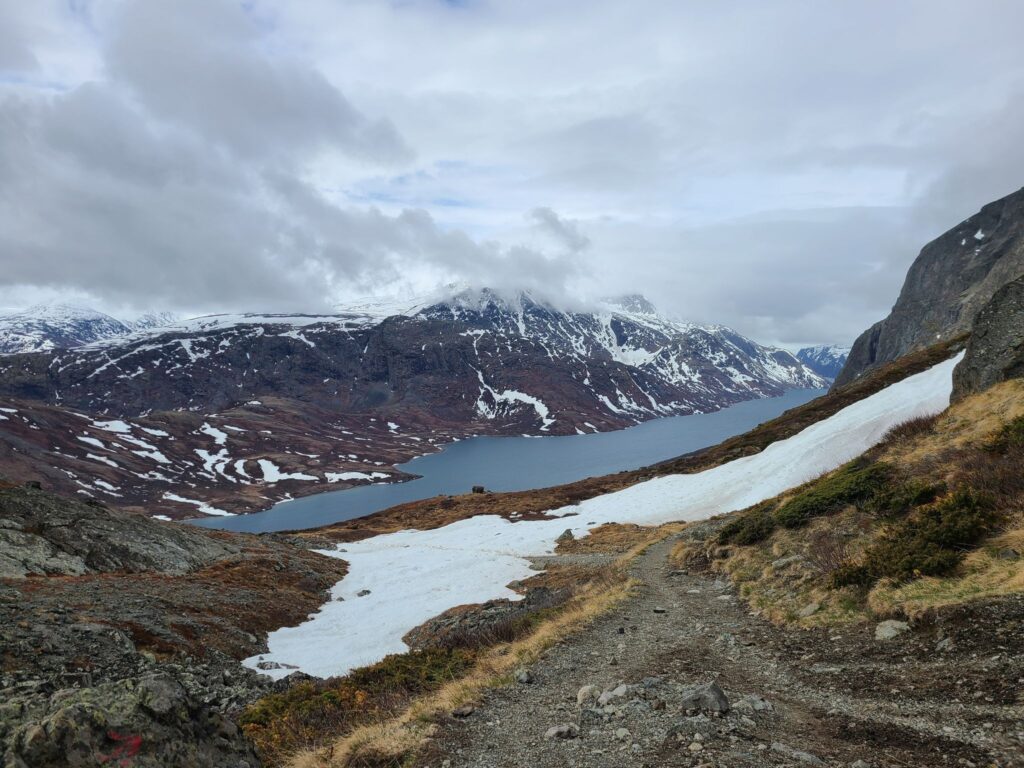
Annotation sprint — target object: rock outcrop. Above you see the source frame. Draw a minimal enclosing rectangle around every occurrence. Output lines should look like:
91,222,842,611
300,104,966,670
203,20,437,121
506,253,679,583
0,483,236,577
836,186,1024,386
952,274,1024,400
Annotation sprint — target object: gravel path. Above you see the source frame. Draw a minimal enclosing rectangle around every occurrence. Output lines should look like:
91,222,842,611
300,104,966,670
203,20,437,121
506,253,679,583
426,534,1024,768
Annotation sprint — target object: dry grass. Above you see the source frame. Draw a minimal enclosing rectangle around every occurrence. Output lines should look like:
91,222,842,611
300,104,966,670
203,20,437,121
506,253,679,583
697,382,1024,626
284,525,675,768
868,526,1024,618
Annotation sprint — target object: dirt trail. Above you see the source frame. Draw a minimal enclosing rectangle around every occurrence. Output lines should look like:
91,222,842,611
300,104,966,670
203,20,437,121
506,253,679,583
427,534,1024,768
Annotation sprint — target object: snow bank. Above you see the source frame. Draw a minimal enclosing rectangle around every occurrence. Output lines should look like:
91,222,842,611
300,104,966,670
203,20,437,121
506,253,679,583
246,354,962,679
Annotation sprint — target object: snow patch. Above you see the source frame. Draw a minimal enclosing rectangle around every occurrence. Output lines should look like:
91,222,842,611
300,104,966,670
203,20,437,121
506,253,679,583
247,354,962,679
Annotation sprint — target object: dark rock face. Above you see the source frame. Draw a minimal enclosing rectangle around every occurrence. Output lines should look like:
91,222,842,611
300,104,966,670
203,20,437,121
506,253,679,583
952,275,1024,400
836,186,1024,387
0,485,236,577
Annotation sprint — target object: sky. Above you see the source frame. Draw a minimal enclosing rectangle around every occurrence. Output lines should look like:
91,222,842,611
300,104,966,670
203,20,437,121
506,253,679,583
1,0,1024,348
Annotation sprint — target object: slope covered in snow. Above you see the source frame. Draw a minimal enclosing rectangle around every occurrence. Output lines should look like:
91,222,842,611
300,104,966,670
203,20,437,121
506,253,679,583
247,353,962,678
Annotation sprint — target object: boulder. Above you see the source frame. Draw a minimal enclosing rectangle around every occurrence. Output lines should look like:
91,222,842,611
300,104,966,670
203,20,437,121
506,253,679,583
679,681,730,713
874,620,910,641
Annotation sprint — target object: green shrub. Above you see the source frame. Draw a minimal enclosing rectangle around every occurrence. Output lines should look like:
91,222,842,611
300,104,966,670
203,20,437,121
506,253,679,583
987,415,1024,453
717,501,777,546
866,479,945,518
830,488,997,588
774,460,892,529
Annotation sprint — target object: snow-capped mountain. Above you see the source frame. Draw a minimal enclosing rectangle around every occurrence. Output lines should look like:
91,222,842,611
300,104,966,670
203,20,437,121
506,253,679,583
796,345,850,381
0,305,177,355
0,304,131,355
0,289,825,517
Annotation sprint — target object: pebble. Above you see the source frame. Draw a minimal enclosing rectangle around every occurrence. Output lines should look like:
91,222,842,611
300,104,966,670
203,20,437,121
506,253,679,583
544,723,579,740
875,620,910,641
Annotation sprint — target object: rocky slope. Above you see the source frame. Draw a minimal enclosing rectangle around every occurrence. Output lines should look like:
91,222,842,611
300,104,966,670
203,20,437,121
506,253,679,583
796,345,850,381
0,290,824,518
0,482,347,767
952,273,1024,400
836,185,1024,386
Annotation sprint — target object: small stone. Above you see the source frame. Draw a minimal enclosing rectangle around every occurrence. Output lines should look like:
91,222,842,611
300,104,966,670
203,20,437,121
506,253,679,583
356,589,372,597
734,694,773,713
597,683,633,706
576,684,599,707
544,723,579,740
688,741,704,752
615,727,631,741
874,619,910,641
799,602,821,618
515,668,534,684
850,760,872,768
452,705,475,718
771,742,824,765
556,528,575,543
936,637,955,652
653,606,667,614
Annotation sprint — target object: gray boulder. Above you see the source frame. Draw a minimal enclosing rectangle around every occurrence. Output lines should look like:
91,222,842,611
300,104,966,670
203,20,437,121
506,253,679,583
679,681,730,713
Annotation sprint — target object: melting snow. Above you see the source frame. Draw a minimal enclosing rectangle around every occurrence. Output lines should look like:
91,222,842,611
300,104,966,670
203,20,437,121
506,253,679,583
200,422,229,445
93,419,131,433
257,459,318,483
325,471,389,483
162,492,233,516
77,436,106,450
247,354,963,679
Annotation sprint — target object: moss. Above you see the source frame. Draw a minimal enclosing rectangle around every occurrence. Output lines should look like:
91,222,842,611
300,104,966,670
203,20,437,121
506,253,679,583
774,460,892,529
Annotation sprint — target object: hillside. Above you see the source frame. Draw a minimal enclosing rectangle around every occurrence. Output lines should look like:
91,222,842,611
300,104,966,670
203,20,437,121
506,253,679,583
0,290,823,519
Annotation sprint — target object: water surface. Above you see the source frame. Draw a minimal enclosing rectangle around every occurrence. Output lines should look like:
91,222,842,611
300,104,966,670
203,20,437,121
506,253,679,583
195,388,824,533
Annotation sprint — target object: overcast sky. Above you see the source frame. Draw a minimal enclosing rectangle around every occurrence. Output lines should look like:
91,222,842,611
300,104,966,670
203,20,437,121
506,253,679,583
2,0,1024,347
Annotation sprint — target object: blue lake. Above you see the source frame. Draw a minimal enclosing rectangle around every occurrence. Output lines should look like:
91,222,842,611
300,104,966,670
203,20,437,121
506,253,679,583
194,388,825,534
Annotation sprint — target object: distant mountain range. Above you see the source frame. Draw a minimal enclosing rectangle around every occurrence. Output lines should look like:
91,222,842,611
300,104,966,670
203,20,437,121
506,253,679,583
795,345,850,381
0,289,828,517
0,304,176,355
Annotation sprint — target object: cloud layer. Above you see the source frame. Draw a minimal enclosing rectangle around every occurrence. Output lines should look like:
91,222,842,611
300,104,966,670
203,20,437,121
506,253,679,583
2,0,1024,345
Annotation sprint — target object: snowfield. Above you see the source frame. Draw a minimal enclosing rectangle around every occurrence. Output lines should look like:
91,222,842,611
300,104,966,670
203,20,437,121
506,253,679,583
245,354,963,679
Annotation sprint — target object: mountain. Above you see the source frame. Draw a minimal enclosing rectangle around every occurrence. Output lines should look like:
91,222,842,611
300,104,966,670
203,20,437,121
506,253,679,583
125,311,178,332
0,305,177,355
795,345,850,381
836,185,1024,386
0,289,824,518
0,304,130,354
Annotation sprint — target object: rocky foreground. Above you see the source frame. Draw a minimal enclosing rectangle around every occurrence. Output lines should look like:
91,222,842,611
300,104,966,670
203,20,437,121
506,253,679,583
427,532,1024,768
0,483,346,767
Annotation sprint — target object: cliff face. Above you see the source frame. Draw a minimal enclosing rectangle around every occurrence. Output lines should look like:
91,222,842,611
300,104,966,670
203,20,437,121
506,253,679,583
835,186,1024,386
952,274,1024,400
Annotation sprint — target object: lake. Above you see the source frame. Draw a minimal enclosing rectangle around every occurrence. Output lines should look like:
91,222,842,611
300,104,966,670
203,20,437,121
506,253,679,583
194,388,825,533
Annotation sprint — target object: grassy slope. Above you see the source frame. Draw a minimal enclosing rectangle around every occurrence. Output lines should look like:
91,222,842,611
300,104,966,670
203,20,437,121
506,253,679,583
673,377,1024,626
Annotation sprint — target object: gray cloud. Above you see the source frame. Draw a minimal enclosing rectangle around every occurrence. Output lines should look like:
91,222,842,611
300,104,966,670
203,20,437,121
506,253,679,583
1,0,1024,346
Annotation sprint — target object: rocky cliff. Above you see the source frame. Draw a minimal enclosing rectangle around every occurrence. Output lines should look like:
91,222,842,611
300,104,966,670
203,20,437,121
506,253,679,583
835,186,1024,386
952,274,1024,400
